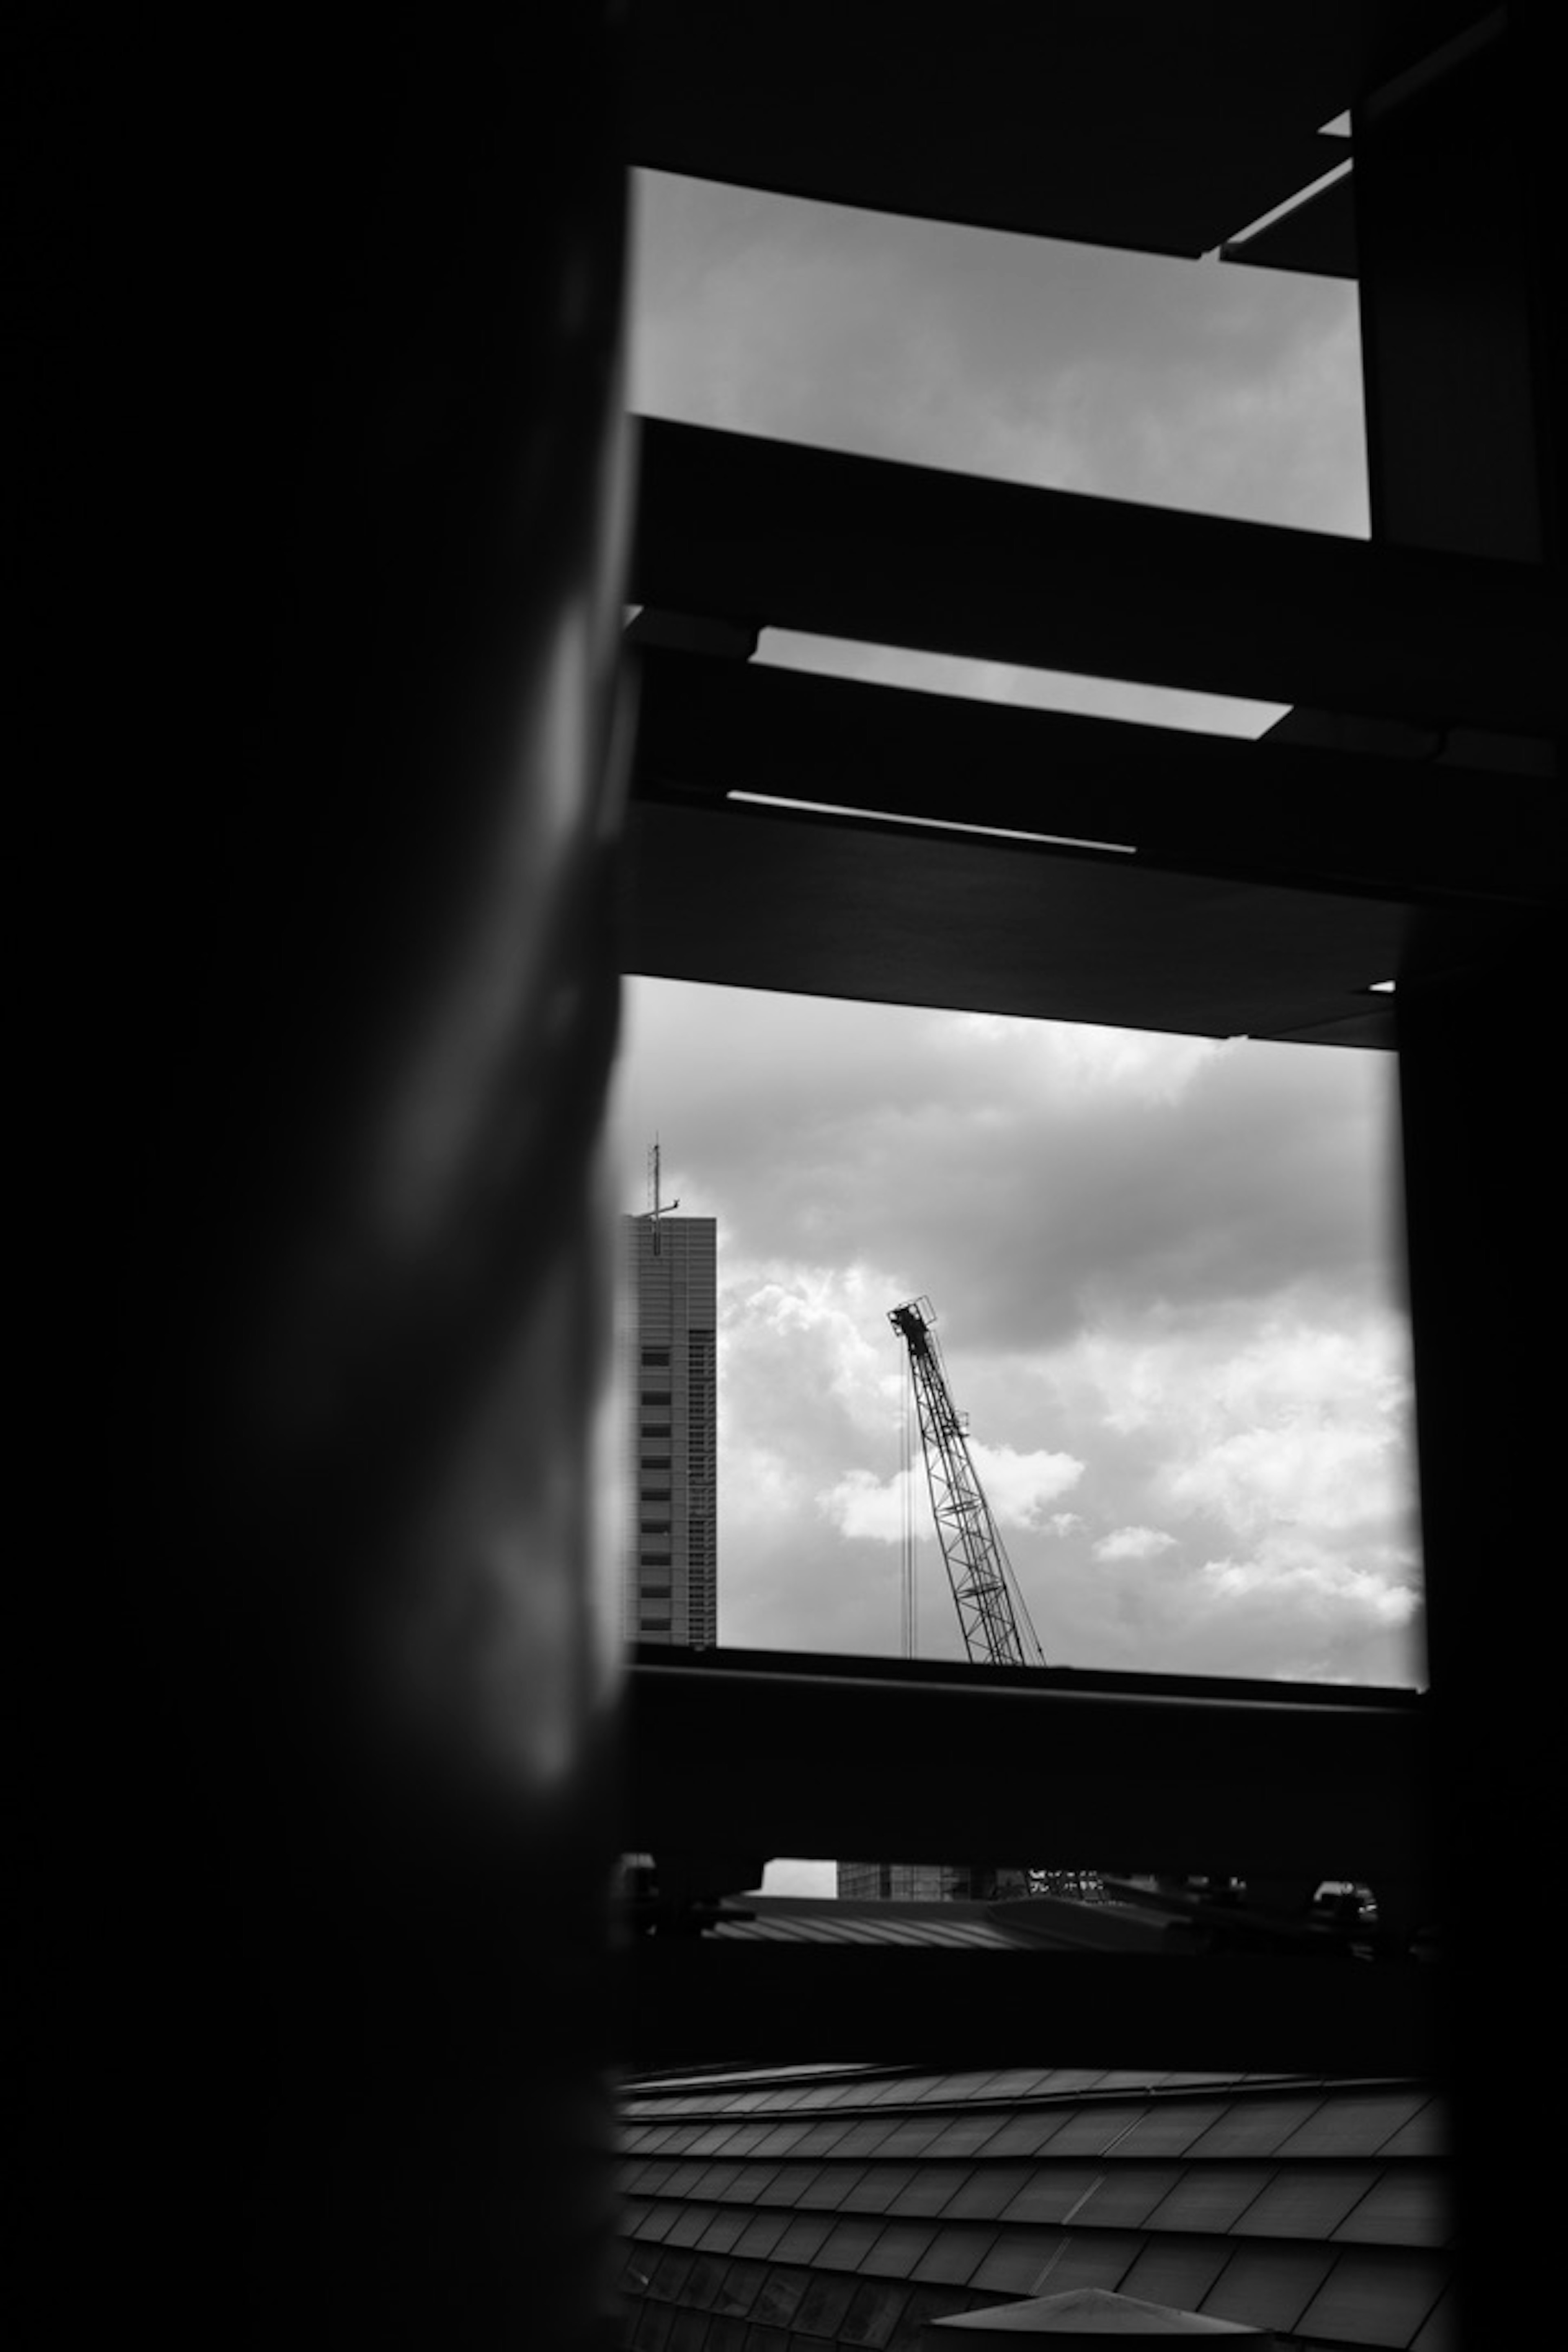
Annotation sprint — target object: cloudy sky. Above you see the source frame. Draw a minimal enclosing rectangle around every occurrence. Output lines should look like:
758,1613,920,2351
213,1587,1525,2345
619,167,1421,1878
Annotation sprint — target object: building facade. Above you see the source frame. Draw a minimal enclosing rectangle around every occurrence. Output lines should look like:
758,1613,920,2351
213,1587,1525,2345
625,1213,717,1647
837,1862,978,1901
836,1862,1031,1901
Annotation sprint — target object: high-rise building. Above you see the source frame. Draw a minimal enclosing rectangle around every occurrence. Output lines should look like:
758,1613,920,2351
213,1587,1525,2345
624,1213,717,1647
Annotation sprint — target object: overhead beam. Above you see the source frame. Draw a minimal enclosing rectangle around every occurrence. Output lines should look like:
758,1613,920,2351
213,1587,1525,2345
632,650,1561,908
632,420,1564,737
624,1655,1429,1887
618,1945,1440,2074
624,793,1547,1046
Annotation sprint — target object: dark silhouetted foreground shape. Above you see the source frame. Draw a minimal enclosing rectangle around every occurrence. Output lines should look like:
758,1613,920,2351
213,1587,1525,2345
105,17,632,2348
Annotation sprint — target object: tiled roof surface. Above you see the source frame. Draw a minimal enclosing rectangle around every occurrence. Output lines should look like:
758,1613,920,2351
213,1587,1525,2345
615,2065,1454,2350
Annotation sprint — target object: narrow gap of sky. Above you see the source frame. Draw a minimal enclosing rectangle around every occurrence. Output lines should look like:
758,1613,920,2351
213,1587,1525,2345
756,633,1288,740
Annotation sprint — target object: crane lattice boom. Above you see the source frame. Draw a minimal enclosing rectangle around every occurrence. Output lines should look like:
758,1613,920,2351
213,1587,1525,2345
889,1298,1047,1669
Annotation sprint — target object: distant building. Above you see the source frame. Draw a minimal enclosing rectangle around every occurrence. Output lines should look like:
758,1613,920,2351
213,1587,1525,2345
836,1861,1028,1901
624,1213,717,1646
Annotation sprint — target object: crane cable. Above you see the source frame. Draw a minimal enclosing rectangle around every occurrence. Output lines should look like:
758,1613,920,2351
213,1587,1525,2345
900,1335,917,1659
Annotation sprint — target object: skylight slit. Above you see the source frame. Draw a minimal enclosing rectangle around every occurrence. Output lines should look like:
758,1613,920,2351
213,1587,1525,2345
758,632,1289,741
727,791,1136,857
1222,158,1354,255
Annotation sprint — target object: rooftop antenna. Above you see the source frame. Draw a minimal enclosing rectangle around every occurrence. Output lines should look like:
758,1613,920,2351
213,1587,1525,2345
648,1136,679,1256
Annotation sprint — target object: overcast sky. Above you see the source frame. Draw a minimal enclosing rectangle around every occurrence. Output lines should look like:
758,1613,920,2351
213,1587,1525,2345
620,168,1420,1884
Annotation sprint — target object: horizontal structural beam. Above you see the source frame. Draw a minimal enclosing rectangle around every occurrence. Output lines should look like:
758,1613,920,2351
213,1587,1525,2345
625,1,1486,260
632,420,1564,737
624,797,1519,1047
624,1657,1429,1886
632,651,1561,908
630,95,1329,263
617,1946,1440,2074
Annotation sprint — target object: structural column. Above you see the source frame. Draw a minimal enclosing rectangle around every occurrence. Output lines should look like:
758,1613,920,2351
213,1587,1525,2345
107,21,633,2347
1358,16,1561,2337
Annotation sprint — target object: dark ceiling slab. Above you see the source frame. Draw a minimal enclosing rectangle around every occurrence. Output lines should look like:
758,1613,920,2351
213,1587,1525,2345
627,0,1490,258
622,797,1517,1047
631,652,1561,909
624,1653,1426,1881
620,1944,1439,2071
632,422,1564,738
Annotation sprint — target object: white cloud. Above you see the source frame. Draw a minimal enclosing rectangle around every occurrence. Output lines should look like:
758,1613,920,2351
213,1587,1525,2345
1094,1525,1178,1562
1202,1547,1419,1626
738,1274,889,1413
817,1466,919,1545
618,981,1396,1359
821,1446,1084,1545
1046,1298,1419,1668
971,1442,1087,1527
1169,1417,1405,1541
722,1437,814,1541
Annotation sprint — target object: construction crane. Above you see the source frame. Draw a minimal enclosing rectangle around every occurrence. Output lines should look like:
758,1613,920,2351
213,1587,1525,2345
889,1297,1048,1670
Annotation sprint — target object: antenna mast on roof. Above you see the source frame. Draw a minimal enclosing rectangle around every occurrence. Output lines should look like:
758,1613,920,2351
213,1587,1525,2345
648,1137,679,1256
